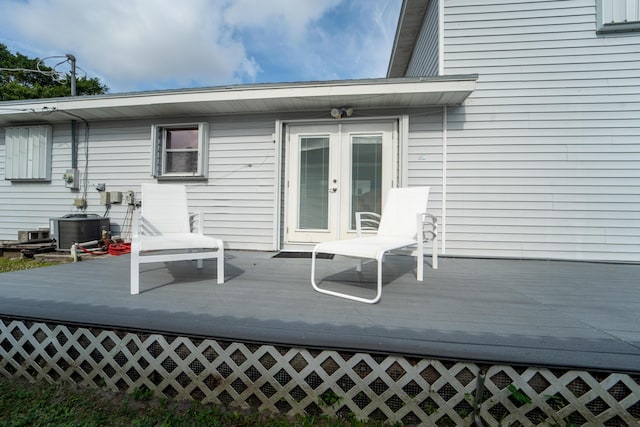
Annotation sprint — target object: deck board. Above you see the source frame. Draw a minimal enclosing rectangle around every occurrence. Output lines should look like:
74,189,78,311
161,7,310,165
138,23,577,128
0,251,638,373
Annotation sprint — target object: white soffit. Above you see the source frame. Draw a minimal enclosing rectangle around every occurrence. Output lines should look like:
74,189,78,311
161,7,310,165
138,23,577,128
0,76,477,125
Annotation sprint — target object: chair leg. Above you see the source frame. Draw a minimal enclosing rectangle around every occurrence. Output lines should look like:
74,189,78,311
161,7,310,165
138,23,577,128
217,246,224,284
432,232,438,270
310,248,320,291
416,240,424,282
311,247,383,304
130,251,139,295
373,256,384,304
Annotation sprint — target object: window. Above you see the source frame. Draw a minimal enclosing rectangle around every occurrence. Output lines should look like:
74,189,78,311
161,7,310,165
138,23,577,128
597,0,640,33
152,123,209,178
4,125,52,181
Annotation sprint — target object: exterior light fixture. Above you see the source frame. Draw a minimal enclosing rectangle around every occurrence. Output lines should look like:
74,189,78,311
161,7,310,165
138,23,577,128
330,107,354,119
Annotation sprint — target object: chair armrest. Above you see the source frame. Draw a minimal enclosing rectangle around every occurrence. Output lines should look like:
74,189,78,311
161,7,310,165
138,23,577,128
131,208,141,255
131,207,140,240
355,212,381,237
417,212,438,269
189,212,203,235
421,213,438,242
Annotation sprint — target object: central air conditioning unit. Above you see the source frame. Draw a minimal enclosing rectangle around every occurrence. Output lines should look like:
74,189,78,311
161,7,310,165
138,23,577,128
49,214,110,250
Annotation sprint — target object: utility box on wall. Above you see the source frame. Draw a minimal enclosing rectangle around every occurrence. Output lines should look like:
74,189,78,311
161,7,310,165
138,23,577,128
49,214,110,250
63,169,80,190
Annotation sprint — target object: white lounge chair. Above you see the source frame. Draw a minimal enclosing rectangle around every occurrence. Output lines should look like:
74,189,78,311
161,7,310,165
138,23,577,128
130,183,224,295
311,186,437,304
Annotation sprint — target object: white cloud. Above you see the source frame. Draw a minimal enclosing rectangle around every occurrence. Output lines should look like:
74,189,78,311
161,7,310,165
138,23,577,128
1,0,255,91
223,0,342,38
0,0,400,92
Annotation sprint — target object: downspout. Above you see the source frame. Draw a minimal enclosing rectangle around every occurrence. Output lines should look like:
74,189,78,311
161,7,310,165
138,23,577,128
438,0,444,76
439,0,446,254
441,106,447,255
273,120,283,251
71,121,77,169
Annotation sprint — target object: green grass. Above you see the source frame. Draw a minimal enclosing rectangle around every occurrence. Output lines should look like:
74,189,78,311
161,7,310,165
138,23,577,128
0,378,393,427
0,257,66,273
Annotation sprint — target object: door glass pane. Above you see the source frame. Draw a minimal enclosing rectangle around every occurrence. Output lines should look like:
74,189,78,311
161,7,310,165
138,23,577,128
351,135,383,229
298,136,329,230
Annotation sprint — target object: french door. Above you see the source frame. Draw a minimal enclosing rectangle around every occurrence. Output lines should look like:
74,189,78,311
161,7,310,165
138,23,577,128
286,122,395,244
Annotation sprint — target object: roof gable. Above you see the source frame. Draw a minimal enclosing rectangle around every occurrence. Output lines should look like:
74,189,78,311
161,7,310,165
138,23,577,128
387,0,431,78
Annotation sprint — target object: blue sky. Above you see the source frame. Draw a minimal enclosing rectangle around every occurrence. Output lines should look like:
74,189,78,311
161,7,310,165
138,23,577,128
0,0,402,94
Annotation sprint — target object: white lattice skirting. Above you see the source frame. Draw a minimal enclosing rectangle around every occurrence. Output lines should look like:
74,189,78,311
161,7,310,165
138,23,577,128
0,318,638,426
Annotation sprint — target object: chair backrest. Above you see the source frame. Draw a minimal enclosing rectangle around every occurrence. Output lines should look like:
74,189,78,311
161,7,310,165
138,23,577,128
377,187,430,239
141,184,191,234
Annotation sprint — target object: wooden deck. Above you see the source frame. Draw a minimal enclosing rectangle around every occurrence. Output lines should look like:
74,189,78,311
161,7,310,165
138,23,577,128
0,251,638,373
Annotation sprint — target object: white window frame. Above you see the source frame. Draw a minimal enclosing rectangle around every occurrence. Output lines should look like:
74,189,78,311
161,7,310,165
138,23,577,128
4,125,52,181
597,0,640,33
151,122,209,179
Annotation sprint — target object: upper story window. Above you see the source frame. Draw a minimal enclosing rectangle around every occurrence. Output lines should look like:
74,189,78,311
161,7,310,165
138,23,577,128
597,0,640,33
4,125,52,181
152,123,209,179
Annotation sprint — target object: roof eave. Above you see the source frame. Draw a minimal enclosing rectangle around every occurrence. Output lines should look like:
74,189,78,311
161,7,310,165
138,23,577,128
0,76,477,125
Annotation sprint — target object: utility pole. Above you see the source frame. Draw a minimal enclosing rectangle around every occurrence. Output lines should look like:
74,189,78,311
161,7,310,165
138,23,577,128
66,53,76,96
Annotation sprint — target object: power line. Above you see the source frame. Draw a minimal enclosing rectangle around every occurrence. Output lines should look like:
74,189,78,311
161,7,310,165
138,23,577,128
0,66,62,80
0,55,86,82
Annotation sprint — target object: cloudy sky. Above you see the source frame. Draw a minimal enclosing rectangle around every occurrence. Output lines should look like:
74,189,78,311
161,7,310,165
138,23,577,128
0,0,402,94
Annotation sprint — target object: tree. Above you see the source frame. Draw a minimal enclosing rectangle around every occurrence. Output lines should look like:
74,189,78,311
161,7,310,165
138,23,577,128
0,43,108,101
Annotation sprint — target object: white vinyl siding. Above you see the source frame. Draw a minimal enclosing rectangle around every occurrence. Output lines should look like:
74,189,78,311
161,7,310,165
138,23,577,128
4,126,52,181
193,117,277,250
407,108,445,209
406,0,440,77
406,109,446,246
404,0,640,262
0,117,278,250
